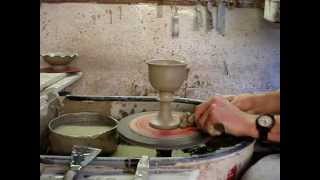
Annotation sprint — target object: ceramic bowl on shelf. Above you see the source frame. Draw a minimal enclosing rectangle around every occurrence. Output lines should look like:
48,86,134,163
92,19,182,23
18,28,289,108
41,53,78,70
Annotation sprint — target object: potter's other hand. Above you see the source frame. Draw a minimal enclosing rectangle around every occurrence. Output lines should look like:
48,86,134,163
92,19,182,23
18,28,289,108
195,96,257,137
179,112,222,136
229,91,280,114
228,93,257,113
194,95,234,127
194,97,215,122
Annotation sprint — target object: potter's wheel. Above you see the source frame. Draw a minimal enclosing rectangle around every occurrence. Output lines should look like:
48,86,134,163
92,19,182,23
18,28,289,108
117,111,210,150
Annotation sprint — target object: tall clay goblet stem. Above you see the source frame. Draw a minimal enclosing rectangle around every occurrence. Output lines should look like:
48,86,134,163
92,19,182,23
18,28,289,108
149,92,180,129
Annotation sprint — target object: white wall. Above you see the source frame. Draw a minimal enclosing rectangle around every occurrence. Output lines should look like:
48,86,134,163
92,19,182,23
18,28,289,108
40,3,280,99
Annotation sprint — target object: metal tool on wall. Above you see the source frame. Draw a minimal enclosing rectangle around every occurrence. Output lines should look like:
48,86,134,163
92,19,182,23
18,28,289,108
205,0,214,31
193,0,203,31
216,0,227,35
171,6,179,38
156,0,164,18
63,145,101,180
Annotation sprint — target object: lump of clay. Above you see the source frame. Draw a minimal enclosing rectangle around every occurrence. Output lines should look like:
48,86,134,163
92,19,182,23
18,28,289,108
179,112,223,136
179,112,195,128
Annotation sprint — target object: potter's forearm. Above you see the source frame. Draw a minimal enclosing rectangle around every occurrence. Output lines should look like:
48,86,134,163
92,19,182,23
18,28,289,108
251,90,280,114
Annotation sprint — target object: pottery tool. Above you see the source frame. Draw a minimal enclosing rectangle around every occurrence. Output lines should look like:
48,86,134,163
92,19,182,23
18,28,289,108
216,0,227,35
156,0,164,18
205,0,214,31
134,156,149,180
119,6,122,20
171,6,179,38
63,145,101,180
193,0,203,31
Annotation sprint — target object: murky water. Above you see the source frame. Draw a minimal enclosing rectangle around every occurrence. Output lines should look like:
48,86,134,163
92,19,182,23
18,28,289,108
53,125,113,137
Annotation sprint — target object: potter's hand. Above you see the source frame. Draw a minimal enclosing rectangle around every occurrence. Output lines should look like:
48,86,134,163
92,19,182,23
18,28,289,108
217,94,260,113
179,112,222,136
226,91,280,114
195,96,258,137
224,93,258,114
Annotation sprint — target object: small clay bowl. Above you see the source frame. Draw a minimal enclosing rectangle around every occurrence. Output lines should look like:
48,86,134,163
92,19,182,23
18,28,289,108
41,53,78,71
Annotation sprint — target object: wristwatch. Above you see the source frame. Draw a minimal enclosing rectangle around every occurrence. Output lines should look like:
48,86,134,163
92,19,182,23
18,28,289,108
256,114,275,141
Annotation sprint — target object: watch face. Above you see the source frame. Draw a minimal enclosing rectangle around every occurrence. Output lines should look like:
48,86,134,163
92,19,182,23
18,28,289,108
258,116,273,128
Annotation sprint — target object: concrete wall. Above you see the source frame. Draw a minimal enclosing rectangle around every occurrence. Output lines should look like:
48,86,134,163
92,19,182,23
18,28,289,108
40,3,280,100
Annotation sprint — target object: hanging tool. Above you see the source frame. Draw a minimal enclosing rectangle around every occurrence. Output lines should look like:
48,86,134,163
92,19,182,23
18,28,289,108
63,145,101,180
215,0,235,35
171,6,179,38
193,0,203,31
157,0,164,18
216,0,227,35
205,0,214,31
